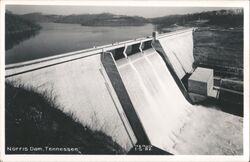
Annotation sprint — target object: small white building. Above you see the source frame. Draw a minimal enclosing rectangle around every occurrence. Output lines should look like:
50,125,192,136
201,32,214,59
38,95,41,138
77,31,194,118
188,67,214,96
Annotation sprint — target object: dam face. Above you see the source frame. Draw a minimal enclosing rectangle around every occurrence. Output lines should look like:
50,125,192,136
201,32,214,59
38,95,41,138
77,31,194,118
115,49,192,153
6,29,196,154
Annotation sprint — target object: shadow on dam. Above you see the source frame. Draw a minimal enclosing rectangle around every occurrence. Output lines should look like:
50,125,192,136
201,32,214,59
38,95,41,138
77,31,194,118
5,28,243,155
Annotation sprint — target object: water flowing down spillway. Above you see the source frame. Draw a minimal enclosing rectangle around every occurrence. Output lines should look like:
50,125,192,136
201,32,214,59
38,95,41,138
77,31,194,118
116,49,193,153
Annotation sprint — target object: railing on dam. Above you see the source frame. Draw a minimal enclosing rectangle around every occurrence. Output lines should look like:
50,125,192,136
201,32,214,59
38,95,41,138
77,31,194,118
5,28,194,78
5,28,195,154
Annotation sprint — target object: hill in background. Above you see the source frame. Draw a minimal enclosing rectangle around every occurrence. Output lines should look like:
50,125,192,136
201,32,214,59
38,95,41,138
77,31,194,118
5,11,41,50
150,9,243,29
5,11,41,34
20,12,148,26
16,9,243,28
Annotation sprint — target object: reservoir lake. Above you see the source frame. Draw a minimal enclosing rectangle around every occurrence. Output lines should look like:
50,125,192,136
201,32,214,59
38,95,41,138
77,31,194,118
6,22,155,64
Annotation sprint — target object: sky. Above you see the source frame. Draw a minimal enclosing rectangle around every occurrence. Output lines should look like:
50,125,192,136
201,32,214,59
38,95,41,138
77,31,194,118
6,5,237,18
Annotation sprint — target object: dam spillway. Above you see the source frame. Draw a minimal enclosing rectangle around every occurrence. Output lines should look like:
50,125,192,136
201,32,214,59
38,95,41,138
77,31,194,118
115,48,192,153
5,28,243,155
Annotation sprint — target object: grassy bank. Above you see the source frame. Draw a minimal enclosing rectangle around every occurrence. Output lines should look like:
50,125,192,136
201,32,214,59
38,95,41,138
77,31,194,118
5,83,126,154
152,9,243,80
193,28,243,80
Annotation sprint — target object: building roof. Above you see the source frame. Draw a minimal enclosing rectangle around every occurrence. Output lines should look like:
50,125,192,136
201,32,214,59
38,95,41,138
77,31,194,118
189,67,213,82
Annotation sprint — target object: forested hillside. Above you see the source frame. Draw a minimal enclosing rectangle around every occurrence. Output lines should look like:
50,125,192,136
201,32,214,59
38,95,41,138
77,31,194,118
150,9,243,28
5,11,41,34
5,11,41,50
20,12,148,26
17,9,243,28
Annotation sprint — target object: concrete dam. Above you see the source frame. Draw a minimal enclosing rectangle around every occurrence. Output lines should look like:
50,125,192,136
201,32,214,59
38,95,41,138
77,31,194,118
5,28,243,155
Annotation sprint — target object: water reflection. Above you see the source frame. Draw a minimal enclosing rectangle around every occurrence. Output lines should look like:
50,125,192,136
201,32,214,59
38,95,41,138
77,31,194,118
5,30,40,50
6,23,155,64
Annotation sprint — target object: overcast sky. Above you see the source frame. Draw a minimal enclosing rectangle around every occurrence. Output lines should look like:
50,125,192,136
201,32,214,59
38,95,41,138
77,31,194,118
6,5,237,18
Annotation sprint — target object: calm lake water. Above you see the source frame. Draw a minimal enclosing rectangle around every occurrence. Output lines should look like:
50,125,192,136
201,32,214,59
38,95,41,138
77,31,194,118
6,23,156,64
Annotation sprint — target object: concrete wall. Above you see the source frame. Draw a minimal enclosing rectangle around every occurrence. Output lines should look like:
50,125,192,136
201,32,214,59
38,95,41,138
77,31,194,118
6,53,137,151
5,29,196,154
152,29,195,79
